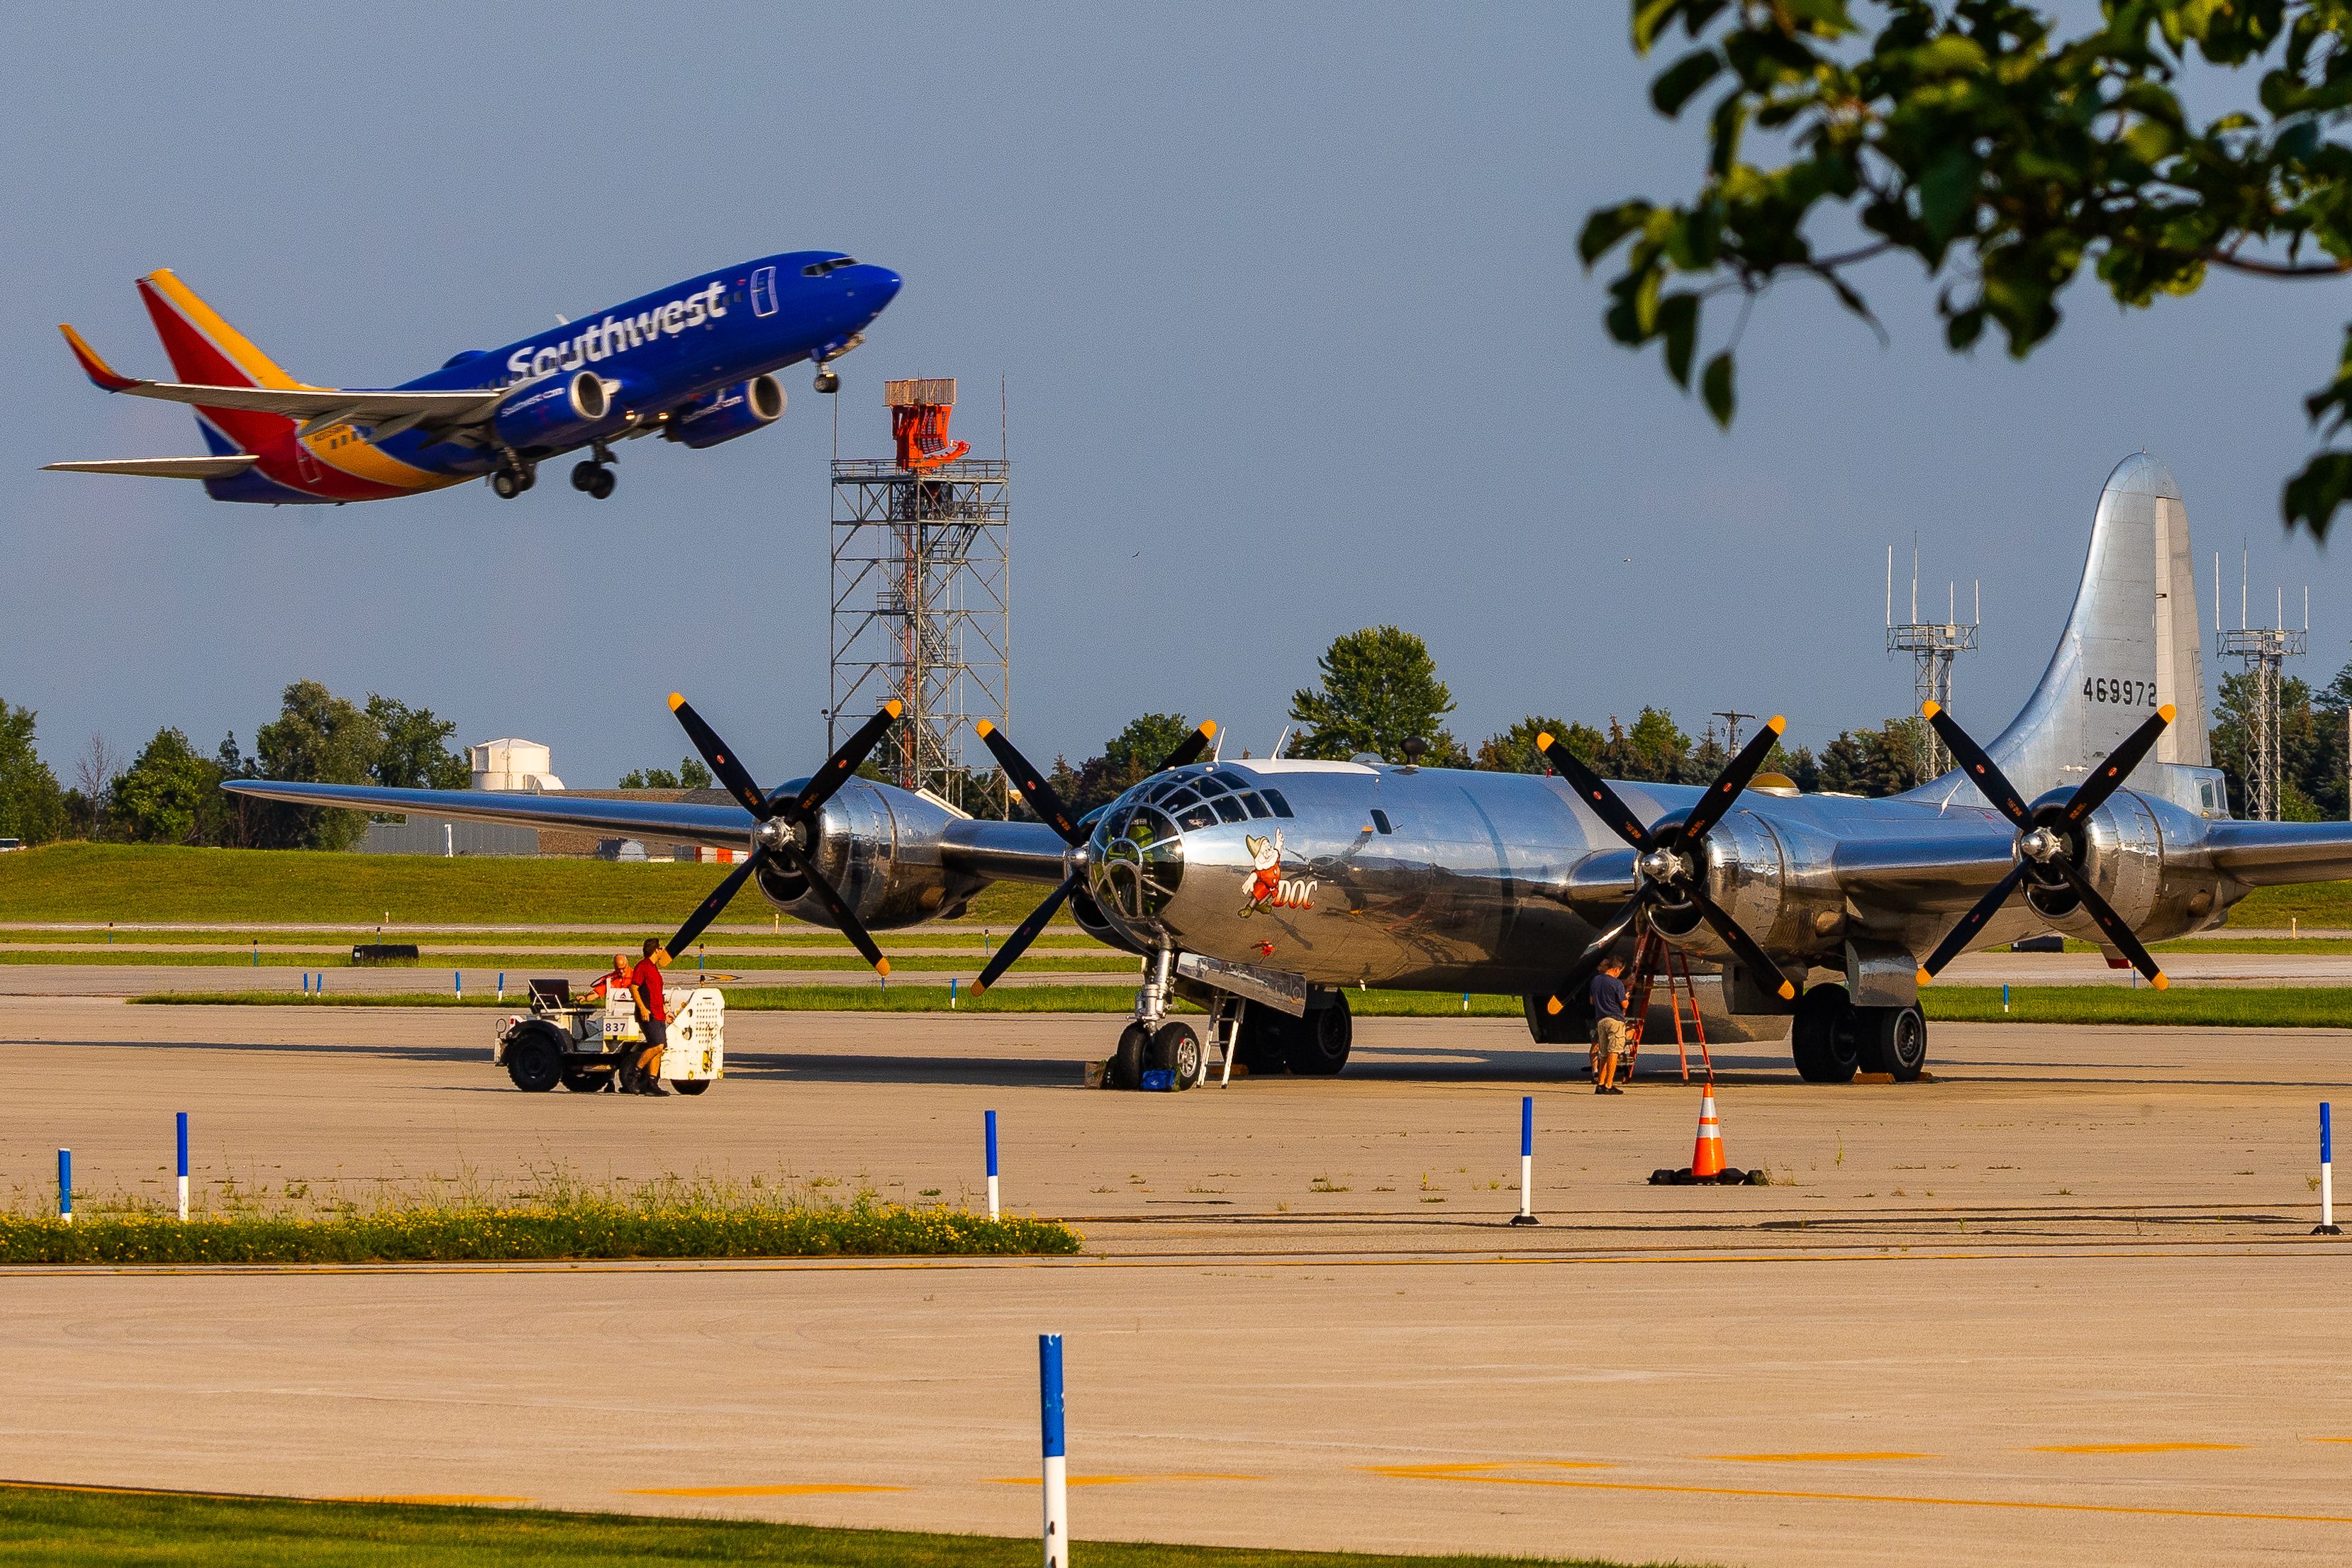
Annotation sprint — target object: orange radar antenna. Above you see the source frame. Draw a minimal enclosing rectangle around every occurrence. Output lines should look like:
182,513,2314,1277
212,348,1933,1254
887,378,970,471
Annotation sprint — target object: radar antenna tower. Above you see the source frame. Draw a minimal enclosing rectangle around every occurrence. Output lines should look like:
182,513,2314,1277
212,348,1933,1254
829,379,1011,816
1886,538,1979,777
2215,547,2307,821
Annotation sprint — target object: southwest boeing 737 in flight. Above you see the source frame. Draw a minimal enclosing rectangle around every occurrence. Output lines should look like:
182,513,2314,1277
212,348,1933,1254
45,253,901,503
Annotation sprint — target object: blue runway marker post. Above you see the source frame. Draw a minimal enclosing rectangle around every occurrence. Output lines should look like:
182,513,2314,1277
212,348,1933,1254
177,1111,189,1221
986,1109,1001,1221
2319,1102,2341,1236
57,1149,71,1224
498,971,505,1002
950,976,958,1009
1510,1094,1538,1225
1039,1333,1068,1568
2002,983,2010,1014
455,970,462,999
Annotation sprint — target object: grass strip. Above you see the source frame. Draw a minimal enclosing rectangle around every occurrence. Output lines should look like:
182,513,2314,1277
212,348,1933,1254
0,1200,1077,1266
128,986,1534,1016
1921,984,2352,1027
0,1484,1664,1567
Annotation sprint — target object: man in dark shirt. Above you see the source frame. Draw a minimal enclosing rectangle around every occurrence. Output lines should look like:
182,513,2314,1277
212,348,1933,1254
628,939,674,1096
1590,957,1629,1094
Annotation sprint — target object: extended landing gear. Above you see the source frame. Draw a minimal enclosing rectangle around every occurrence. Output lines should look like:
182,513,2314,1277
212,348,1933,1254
1790,982,1927,1082
813,363,841,394
1108,956,1350,1088
490,459,537,500
569,460,615,499
1231,991,1352,1076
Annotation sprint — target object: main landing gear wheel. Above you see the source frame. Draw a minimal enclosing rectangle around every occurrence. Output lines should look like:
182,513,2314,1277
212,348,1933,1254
491,463,536,499
1856,1003,1927,1081
813,367,840,394
504,1034,561,1092
569,461,616,499
1790,982,1861,1084
1110,1022,1149,1091
1150,1021,1201,1090
1284,993,1352,1076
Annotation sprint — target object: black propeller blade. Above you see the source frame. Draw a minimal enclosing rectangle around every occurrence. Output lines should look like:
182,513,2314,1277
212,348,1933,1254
657,694,903,975
1537,719,1797,1015
1915,701,2171,989
966,717,1221,995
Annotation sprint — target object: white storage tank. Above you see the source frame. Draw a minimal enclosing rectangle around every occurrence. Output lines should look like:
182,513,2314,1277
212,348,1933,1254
469,739,564,793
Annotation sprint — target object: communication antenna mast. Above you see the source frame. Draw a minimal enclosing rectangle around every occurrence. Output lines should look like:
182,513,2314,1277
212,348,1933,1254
1711,710,1758,754
829,379,1012,816
2216,543,2307,820
1886,537,1980,776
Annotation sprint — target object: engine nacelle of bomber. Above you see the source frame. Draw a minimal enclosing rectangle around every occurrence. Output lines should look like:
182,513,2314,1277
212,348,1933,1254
667,375,786,449
494,370,613,452
2032,788,2225,941
1644,811,1844,972
748,780,987,930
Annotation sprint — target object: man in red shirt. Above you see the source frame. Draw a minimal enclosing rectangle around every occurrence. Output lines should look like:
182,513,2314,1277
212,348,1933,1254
628,939,674,1096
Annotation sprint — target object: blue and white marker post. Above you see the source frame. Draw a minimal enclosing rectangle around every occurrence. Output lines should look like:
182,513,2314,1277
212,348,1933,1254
2319,1102,2341,1236
176,1111,189,1221
57,1149,71,1224
1039,1333,1069,1568
1510,1094,1538,1225
986,1109,1001,1221
455,970,463,1000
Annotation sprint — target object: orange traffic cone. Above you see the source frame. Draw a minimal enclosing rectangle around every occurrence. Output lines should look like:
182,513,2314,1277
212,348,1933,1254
1689,1083,1726,1180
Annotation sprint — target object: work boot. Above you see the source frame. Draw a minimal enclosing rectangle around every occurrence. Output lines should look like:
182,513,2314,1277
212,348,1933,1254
640,1077,670,1097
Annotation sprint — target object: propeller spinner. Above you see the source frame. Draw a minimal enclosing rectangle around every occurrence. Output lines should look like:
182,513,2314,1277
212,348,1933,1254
1915,700,2174,989
1537,717,1799,1015
654,694,903,971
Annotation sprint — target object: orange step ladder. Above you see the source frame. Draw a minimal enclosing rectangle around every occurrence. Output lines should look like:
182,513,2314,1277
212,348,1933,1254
1617,927,1711,1083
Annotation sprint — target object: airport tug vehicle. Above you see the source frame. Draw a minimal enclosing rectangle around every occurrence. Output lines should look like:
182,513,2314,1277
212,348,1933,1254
493,979,725,1094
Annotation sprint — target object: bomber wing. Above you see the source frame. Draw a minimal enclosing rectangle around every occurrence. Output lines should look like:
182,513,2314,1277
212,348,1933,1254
56,325,508,442
2202,819,2352,886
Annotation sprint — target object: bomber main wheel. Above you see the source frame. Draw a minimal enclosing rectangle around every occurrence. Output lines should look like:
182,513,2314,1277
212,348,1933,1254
505,1034,562,1092
1110,1023,1150,1090
1285,993,1352,1076
1790,983,1860,1084
1150,1021,1202,1089
1856,1004,1927,1081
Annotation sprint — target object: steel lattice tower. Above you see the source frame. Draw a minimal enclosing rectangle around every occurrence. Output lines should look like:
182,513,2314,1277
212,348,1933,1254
2217,573,2307,821
828,382,1009,817
1886,544,1979,778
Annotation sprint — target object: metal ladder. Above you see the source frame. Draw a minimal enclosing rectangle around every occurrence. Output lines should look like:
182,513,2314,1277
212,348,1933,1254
1200,995,1247,1087
1622,928,1711,1082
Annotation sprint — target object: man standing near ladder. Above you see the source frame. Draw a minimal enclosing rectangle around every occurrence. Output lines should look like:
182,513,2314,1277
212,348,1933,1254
1590,956,1628,1095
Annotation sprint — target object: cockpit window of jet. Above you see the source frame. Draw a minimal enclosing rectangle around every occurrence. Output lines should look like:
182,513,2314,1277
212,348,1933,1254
225,455,2352,1090
44,254,902,503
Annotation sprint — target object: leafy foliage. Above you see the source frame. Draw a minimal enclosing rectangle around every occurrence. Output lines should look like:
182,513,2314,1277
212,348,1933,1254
1589,0,2352,534
367,695,469,790
0,700,65,846
1289,627,1464,762
108,728,225,846
2210,660,2350,816
1046,712,1200,814
1815,715,1936,795
619,758,715,790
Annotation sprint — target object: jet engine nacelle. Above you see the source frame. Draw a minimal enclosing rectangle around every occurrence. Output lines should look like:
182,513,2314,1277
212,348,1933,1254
748,780,986,930
495,370,612,451
667,375,786,449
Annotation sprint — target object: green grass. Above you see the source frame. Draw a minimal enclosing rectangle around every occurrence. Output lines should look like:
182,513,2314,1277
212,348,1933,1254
0,1485,1663,1567
128,985,1533,1016
1922,983,2352,1027
2225,883,2352,928
0,844,1061,927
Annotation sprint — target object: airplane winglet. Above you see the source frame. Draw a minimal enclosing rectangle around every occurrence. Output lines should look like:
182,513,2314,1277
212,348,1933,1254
59,324,138,392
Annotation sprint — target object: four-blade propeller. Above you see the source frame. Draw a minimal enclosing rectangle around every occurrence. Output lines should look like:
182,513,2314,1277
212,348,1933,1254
1915,700,2174,989
656,694,904,973
967,717,1217,995
1537,717,1799,1015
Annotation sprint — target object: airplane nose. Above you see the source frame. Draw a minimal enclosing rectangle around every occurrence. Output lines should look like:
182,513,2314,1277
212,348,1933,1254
848,265,902,310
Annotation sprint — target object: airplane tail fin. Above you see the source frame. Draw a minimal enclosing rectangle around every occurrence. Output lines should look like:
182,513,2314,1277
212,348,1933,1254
133,269,300,450
1966,453,2220,813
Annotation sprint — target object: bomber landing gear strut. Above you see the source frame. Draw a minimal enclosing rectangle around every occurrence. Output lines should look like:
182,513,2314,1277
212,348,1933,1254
1790,982,1927,1082
1110,948,1200,1090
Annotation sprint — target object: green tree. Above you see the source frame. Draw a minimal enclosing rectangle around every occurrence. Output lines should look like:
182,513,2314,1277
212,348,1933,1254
0,700,65,846
366,696,469,790
1476,715,1596,772
1586,1,2352,536
1815,717,1934,797
108,728,222,845
1047,713,1198,815
252,681,381,851
1288,627,1459,762
2212,668,2342,817
620,758,715,791
1602,707,1692,783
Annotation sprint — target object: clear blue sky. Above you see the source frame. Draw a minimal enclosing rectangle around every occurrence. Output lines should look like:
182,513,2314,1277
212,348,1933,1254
1,4,2343,789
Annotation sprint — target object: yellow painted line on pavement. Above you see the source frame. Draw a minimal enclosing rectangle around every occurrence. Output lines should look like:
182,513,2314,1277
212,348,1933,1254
1365,1462,1614,1477
985,1473,1259,1486
627,1484,906,1497
1364,1467,2352,1525
1705,1452,1933,1464
2307,1438,2352,1445
2029,1443,2245,1455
